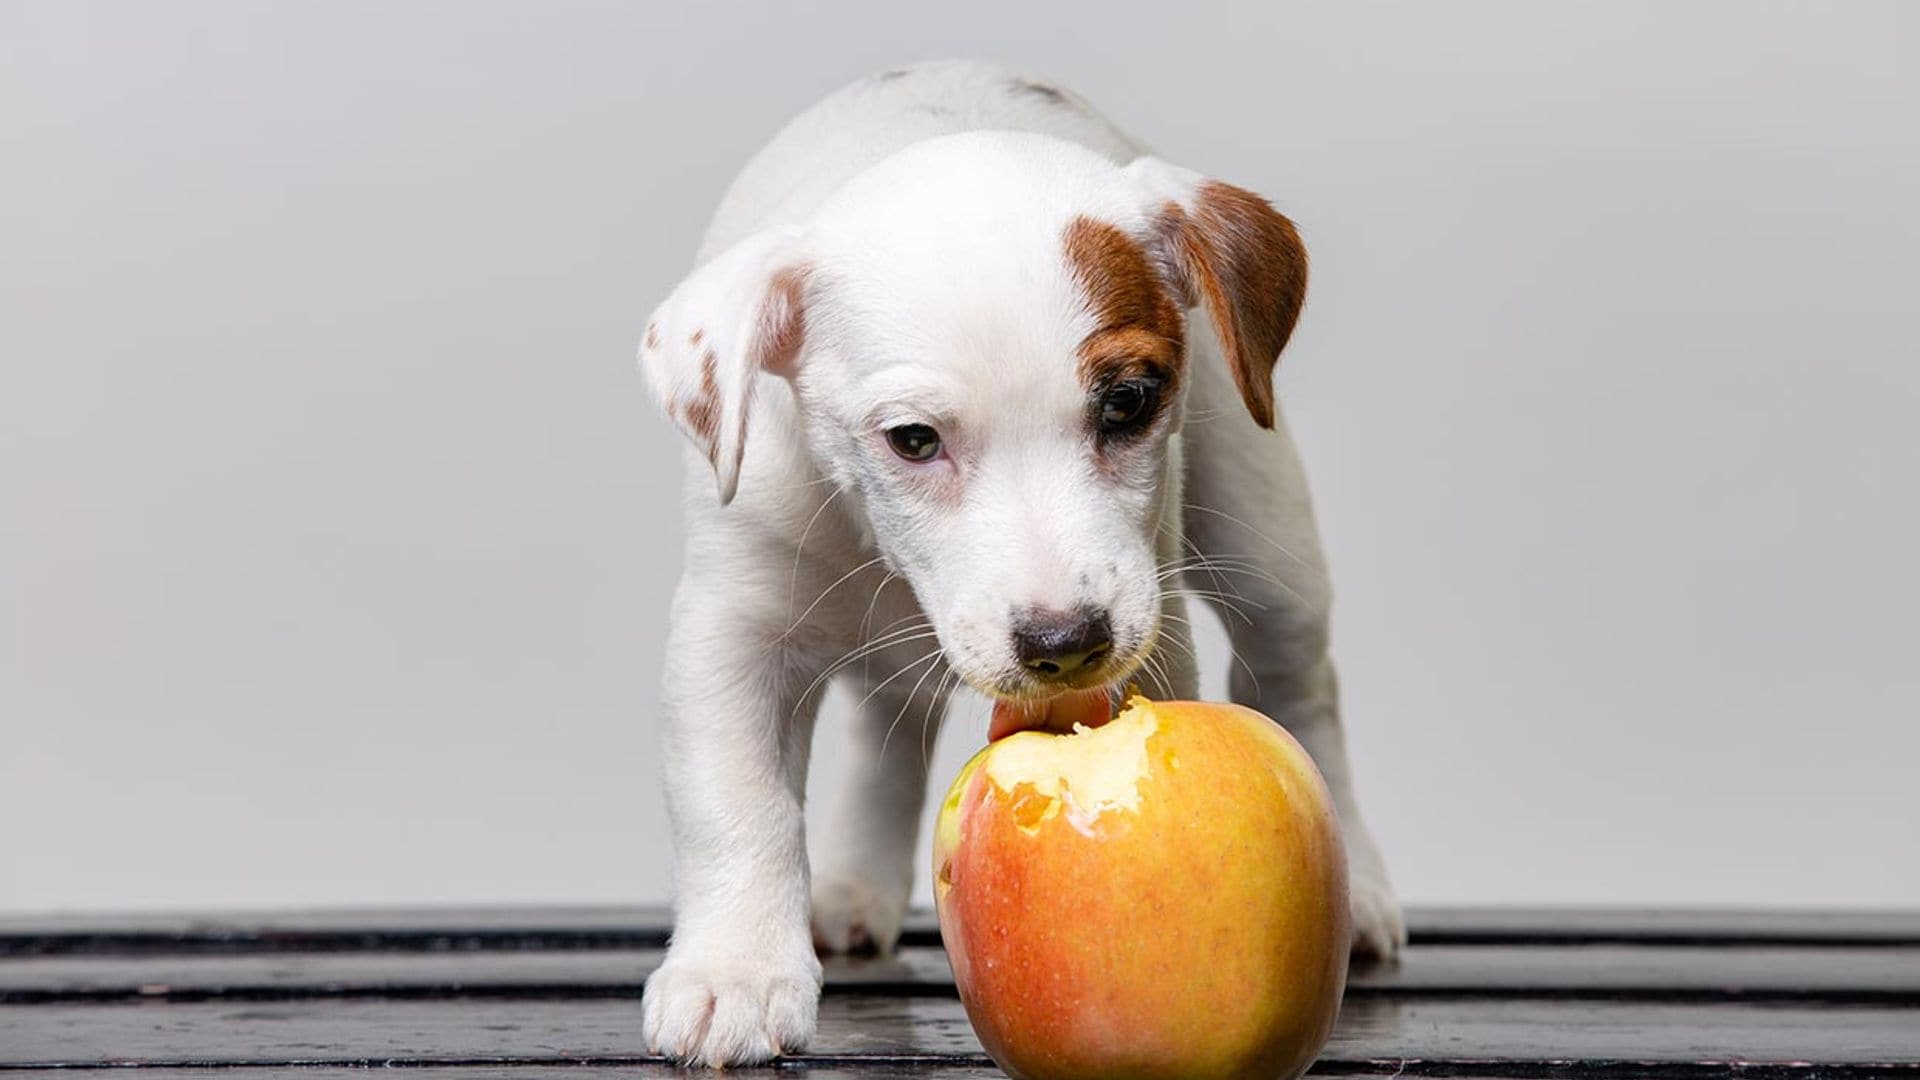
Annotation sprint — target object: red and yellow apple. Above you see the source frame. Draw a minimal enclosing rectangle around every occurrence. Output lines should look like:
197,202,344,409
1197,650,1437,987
933,695,1349,1080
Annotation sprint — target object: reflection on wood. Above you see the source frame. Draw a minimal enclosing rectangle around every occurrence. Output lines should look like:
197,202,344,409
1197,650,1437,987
2,908,1915,1076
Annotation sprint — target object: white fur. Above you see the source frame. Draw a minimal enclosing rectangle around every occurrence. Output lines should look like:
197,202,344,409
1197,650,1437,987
637,60,1402,1067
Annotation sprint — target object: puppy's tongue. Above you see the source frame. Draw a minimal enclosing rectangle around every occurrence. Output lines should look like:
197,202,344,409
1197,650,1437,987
989,687,1117,742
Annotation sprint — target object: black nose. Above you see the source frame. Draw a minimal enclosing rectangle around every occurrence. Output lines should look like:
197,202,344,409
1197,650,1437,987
1012,607,1114,677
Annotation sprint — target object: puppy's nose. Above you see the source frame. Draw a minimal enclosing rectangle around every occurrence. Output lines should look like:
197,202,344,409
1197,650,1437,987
1012,607,1113,677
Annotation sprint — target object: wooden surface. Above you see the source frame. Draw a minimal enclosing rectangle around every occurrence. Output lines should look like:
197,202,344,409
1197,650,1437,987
2,907,1916,1076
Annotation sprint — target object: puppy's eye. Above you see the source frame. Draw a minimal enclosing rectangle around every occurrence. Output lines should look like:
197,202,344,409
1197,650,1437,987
886,423,943,462
1099,378,1162,435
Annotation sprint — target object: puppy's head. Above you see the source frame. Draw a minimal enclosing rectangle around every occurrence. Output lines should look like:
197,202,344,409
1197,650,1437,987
642,133,1307,708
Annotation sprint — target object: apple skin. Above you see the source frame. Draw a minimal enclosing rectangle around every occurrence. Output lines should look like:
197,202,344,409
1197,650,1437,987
933,696,1349,1080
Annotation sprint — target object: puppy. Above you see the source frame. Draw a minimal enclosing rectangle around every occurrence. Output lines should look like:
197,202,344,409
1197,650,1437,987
638,60,1402,1067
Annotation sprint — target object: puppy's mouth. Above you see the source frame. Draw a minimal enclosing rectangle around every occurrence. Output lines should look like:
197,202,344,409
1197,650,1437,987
979,623,1165,740
986,685,1121,741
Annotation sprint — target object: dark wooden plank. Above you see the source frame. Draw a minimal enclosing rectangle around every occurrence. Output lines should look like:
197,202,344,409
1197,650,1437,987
0,948,944,1002
6,944,1920,1004
0,1071,1011,1080
3,996,1916,1069
0,907,676,936
1354,942,1920,1000
0,1068,1006,1076
0,907,675,957
7,906,1917,956
0,996,980,1066
0,1068,1904,1076
1408,907,1920,947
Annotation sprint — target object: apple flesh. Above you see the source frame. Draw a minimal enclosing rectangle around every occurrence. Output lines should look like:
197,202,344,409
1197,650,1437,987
933,696,1349,1080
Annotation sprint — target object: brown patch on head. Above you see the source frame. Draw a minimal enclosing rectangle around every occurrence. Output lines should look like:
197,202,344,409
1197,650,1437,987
1009,78,1066,105
1155,182,1308,429
688,328,704,346
1062,216,1185,394
644,322,660,351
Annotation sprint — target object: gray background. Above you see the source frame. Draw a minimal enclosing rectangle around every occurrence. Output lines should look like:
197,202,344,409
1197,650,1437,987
3,1,1915,914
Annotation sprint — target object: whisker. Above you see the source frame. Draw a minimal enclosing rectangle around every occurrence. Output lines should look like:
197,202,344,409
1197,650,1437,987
1162,607,1261,701
1155,555,1285,584
1157,553,1275,569
874,649,946,761
783,555,888,638
1139,648,1171,697
1162,580,1262,605
857,570,899,641
918,665,958,773
1157,566,1286,594
1161,586,1267,616
857,648,941,712
791,625,938,717
1182,503,1322,576
1148,619,1199,666
1155,643,1187,694
866,610,931,639
1162,510,1330,619
1165,535,1252,608
864,618,936,676
838,625,934,674
1161,592,1257,629
785,486,844,621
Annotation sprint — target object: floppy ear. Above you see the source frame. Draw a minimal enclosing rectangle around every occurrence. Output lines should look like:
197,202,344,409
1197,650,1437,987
1124,157,1309,429
639,227,809,504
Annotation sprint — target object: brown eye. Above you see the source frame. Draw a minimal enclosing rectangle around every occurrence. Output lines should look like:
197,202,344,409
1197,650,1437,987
1099,378,1161,435
887,423,942,462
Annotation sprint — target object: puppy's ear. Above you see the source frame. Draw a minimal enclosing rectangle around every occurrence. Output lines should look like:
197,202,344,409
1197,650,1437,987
1124,157,1308,429
639,227,810,504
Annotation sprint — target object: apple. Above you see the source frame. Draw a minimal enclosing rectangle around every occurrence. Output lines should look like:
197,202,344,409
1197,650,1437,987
932,695,1349,1080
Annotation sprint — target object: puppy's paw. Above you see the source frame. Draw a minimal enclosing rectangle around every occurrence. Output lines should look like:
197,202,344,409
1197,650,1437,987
810,871,909,955
642,947,821,1066
1348,864,1407,960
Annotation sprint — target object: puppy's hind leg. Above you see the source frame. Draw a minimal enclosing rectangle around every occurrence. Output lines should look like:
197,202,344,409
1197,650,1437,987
809,634,956,956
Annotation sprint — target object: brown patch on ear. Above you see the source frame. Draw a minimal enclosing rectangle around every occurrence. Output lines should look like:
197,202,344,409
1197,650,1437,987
681,348,721,461
1157,181,1308,429
662,266,807,480
757,266,810,378
1062,217,1185,392
644,323,660,352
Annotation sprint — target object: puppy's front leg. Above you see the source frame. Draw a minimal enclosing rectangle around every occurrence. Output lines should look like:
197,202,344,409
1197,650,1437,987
643,584,823,1067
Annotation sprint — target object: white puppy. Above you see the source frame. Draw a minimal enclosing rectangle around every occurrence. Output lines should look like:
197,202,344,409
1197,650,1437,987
638,60,1402,1067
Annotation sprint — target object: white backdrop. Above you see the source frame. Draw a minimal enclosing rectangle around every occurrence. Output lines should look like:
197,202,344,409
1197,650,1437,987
3,1,1916,914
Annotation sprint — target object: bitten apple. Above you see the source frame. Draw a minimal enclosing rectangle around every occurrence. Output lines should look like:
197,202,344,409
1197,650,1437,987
932,696,1349,1080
